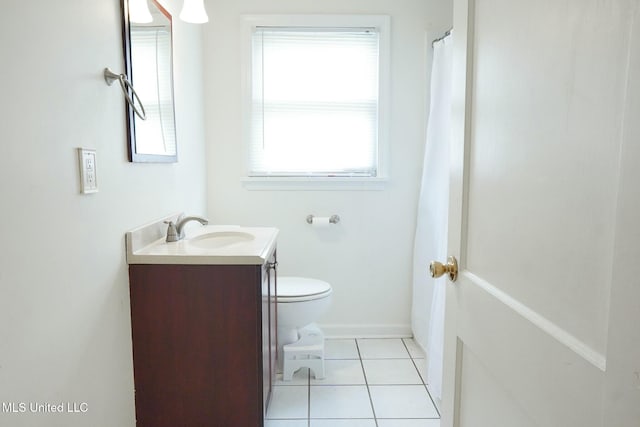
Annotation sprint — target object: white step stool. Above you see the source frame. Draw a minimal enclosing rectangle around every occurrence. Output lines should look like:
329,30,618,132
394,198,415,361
282,324,325,381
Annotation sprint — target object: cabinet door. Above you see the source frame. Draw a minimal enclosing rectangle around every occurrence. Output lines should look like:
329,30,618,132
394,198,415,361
129,264,264,427
261,262,270,415
262,252,278,416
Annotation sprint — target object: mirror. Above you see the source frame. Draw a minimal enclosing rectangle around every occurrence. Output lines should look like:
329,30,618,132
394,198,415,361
122,0,178,162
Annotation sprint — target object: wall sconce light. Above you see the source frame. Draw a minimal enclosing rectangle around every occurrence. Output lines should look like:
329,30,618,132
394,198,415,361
129,0,153,23
180,0,209,23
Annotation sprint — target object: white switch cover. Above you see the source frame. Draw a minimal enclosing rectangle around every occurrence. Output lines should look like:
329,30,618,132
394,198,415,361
77,148,98,194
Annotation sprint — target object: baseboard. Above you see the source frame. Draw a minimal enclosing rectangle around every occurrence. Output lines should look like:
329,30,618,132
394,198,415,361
318,324,413,339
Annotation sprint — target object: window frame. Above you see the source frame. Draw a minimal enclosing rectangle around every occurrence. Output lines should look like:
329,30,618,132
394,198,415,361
240,14,391,191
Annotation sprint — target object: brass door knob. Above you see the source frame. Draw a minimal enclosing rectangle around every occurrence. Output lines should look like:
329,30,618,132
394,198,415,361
429,256,458,282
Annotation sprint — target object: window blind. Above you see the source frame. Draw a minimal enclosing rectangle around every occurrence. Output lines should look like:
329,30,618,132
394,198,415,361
130,27,176,155
249,27,380,177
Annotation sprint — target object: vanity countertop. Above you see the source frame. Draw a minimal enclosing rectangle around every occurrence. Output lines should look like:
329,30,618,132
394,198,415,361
126,214,278,265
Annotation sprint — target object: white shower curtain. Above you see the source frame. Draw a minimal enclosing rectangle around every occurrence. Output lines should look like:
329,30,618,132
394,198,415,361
411,34,452,401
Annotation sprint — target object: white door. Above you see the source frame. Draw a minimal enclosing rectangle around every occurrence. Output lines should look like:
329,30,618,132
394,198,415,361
437,1,640,426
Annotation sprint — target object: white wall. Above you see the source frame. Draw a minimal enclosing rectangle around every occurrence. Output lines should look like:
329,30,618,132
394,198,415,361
203,0,452,336
0,1,207,426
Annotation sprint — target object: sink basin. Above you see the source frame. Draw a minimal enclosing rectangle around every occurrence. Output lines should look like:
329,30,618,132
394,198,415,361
187,231,255,249
126,217,278,265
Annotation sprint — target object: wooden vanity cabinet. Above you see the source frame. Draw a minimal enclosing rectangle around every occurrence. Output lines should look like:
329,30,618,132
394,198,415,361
128,252,277,427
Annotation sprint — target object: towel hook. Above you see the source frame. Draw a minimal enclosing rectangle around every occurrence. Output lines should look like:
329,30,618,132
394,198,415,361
104,68,147,121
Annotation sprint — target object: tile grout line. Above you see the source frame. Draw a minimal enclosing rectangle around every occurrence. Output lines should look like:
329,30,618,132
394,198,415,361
402,338,442,419
402,338,427,386
355,338,380,427
273,338,440,425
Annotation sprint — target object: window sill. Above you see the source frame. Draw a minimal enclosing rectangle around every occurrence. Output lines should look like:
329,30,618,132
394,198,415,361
241,176,388,191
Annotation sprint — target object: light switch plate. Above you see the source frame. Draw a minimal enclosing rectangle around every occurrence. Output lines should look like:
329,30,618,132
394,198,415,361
77,148,98,194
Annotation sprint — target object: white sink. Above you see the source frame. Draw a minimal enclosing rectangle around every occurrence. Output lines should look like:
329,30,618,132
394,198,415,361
187,231,255,249
126,217,278,265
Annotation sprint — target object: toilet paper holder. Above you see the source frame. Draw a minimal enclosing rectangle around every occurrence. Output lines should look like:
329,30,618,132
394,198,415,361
306,214,340,225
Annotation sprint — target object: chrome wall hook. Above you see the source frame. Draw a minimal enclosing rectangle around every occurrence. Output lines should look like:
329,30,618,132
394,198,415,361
103,68,122,86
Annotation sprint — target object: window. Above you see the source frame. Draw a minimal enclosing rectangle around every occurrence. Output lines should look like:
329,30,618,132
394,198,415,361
242,15,390,187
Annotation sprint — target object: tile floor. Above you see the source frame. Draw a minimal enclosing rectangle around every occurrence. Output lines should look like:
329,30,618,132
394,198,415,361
265,338,440,427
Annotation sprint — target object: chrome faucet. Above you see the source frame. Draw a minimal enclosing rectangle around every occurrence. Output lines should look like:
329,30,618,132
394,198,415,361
165,215,209,242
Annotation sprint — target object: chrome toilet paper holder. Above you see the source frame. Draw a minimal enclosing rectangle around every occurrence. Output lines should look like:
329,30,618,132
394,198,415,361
306,214,340,225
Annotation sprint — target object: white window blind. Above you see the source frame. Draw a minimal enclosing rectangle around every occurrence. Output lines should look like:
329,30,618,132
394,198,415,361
130,27,176,155
249,27,380,177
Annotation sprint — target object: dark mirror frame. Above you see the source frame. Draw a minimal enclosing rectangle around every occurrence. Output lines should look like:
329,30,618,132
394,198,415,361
121,0,178,163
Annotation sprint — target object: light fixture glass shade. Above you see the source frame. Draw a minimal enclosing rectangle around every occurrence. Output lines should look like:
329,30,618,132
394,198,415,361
129,0,153,23
180,0,209,24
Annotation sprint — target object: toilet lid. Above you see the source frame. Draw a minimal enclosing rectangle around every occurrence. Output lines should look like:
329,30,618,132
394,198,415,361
277,277,332,299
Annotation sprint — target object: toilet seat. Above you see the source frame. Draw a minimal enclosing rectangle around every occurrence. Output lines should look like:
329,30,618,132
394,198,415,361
277,277,332,303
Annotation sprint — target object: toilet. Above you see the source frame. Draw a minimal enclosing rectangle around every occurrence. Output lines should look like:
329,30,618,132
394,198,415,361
277,276,332,380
